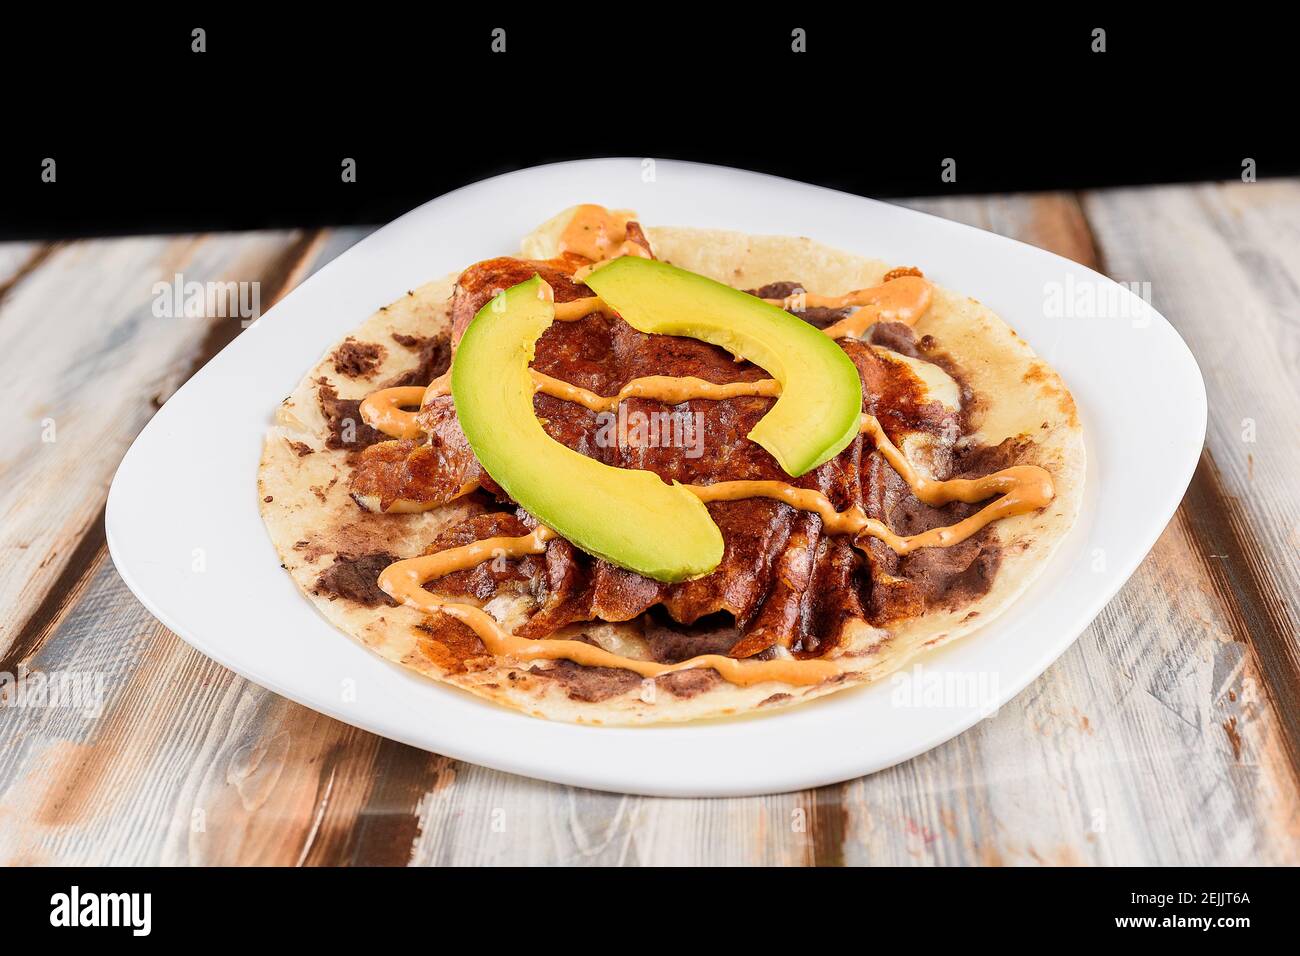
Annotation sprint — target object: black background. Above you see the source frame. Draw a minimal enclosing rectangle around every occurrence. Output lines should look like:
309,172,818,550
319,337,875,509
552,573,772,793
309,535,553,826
2,865,1281,940
2,11,1295,239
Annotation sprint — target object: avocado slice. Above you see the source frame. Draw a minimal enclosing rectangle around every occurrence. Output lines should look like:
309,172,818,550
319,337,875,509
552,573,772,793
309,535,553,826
451,277,724,583
585,258,863,476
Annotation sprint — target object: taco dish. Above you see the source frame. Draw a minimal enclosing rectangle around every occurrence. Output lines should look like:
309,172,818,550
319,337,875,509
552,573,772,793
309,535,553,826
258,204,1084,724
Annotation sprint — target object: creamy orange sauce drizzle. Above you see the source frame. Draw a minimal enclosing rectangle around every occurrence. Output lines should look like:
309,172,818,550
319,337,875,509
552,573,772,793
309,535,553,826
368,365,779,439
538,374,781,413
553,296,613,321
556,275,933,338
530,273,933,339
373,409,1053,687
690,415,1053,555
359,386,427,440
558,205,653,282
558,205,633,261
421,370,452,405
362,270,1050,688
378,527,845,687
765,275,933,338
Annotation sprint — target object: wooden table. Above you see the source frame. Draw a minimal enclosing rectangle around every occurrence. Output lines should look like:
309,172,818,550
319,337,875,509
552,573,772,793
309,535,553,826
2,183,1297,866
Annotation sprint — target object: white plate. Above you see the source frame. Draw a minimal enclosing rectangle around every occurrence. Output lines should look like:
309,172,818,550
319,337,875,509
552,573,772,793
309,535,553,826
107,160,1206,797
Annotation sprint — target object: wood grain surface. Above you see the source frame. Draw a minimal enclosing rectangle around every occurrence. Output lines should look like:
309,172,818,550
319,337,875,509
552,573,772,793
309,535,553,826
0,184,1296,866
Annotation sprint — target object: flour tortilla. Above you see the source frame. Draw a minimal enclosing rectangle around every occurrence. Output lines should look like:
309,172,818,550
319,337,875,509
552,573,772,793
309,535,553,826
258,225,1085,725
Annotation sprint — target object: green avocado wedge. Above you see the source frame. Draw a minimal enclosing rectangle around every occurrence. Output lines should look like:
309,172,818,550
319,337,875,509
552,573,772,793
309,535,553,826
451,277,725,583
587,256,863,476
584,257,864,476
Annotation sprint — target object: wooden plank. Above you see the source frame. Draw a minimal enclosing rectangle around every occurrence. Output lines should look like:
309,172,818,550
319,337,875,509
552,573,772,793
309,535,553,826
0,230,328,666
407,770,834,866
0,227,378,864
1081,182,1300,778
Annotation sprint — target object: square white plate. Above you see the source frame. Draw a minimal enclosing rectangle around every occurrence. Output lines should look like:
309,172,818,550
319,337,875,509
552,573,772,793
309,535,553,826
107,160,1206,797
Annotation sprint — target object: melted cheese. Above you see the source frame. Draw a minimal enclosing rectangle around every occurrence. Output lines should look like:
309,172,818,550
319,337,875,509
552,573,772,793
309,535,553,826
870,346,962,410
